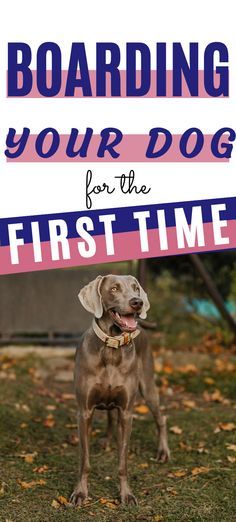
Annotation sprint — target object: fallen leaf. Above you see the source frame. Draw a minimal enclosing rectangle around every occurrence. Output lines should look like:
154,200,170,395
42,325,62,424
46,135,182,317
65,424,77,429
1,359,15,370
15,403,30,412
227,456,236,463
99,498,118,509
182,400,196,409
38,388,55,398
170,425,182,435
28,367,38,377
203,390,230,405
204,377,215,385
177,364,198,374
215,359,235,372
226,444,236,452
45,404,56,411
191,466,209,476
43,415,55,428
160,376,169,389
67,434,79,446
19,452,37,464
179,441,192,451
211,389,225,402
33,465,49,473
91,428,101,436
134,405,149,414
154,516,163,521
154,362,163,373
18,479,46,489
198,441,206,448
168,470,187,478
104,501,117,509
57,495,69,505
162,363,174,374
217,422,235,432
139,462,149,469
197,446,209,454
20,423,28,429
0,371,16,380
22,403,30,411
51,499,60,509
166,487,178,495
172,470,187,477
61,393,75,400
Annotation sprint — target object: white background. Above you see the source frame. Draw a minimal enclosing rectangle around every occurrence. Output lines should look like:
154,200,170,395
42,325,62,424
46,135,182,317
0,0,235,218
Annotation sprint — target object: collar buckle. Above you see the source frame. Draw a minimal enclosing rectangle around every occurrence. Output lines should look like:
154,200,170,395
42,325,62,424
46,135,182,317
123,332,131,345
105,336,119,349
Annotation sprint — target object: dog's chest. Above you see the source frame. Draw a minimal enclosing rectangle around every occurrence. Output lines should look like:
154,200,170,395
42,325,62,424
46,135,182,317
99,342,137,366
87,344,138,410
100,345,123,366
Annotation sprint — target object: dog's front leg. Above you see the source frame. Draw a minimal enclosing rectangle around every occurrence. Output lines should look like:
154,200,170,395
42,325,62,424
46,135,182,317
70,409,93,506
117,409,137,505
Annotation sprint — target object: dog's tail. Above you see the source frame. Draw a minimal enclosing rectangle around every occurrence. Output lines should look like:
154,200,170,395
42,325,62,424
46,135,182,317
138,318,157,330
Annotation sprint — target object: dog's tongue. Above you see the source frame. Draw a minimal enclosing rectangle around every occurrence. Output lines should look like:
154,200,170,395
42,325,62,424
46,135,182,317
120,314,137,329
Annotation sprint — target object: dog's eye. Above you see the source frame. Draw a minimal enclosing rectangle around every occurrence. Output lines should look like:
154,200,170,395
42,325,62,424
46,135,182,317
111,286,118,292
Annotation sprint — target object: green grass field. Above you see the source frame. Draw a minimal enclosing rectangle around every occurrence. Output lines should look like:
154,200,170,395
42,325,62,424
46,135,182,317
0,349,236,522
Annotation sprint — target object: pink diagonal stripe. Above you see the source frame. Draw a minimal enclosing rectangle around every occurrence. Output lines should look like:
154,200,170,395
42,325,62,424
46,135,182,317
7,70,225,98
6,133,229,163
0,221,235,275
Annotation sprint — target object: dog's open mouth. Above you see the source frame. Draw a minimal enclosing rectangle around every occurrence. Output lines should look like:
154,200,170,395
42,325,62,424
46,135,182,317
109,309,138,332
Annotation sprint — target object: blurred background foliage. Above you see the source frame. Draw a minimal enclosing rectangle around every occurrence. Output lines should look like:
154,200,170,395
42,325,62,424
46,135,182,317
148,252,236,300
146,252,236,349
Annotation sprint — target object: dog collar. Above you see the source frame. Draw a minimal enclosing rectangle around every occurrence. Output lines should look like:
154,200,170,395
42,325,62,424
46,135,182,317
92,319,140,349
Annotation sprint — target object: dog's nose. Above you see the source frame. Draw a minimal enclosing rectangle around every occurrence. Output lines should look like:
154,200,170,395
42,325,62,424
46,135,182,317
129,297,143,310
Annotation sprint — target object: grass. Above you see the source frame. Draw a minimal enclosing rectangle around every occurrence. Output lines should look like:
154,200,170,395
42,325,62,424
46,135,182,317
0,351,236,522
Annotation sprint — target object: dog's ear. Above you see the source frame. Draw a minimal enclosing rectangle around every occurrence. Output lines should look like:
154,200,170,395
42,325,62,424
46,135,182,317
78,276,104,318
133,277,150,319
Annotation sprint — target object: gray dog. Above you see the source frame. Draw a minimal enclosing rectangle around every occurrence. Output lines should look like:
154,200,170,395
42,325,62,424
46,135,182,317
70,274,170,506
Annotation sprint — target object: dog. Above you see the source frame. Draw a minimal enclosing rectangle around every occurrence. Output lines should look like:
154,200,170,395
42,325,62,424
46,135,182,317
70,274,170,506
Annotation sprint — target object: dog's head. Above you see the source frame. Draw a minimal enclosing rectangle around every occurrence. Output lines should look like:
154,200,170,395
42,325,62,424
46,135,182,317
78,274,150,333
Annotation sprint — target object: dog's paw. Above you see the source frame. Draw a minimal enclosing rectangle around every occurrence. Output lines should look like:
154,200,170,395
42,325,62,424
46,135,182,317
70,490,87,507
157,446,170,463
120,492,138,505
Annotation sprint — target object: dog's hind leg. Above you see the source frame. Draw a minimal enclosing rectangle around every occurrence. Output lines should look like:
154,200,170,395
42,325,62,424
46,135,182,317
100,409,115,451
105,409,115,450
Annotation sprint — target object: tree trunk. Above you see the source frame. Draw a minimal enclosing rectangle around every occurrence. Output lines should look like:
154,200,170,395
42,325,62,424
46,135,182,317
190,254,236,337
